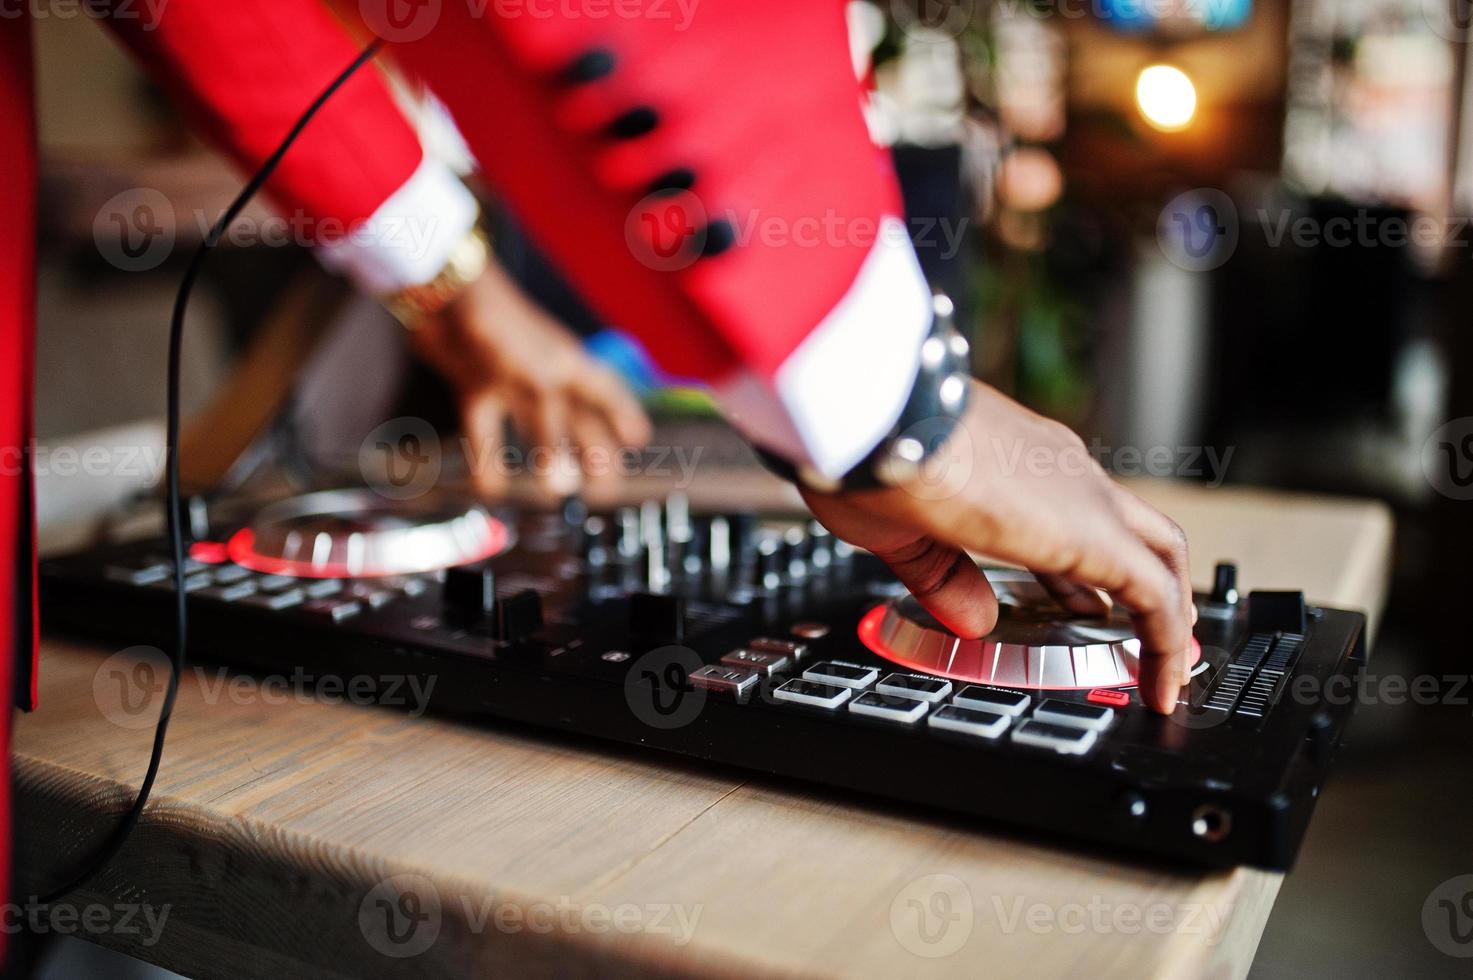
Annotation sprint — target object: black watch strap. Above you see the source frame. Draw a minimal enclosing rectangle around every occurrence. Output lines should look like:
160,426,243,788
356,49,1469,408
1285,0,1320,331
756,293,971,494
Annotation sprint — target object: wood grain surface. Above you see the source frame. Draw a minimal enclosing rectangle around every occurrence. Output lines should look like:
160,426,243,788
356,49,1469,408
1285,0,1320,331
12,478,1393,979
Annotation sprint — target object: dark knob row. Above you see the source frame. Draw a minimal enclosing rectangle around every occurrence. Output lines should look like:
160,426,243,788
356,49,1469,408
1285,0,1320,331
442,564,543,643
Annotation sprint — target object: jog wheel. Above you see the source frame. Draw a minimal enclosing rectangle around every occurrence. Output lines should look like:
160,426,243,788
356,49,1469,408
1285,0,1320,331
857,569,1201,690
225,489,511,578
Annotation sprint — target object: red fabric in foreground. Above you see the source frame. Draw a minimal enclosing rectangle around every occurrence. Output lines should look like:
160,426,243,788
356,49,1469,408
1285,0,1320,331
0,9,37,962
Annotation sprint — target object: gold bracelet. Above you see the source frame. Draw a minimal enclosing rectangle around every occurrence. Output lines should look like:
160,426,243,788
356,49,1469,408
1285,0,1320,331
380,222,491,328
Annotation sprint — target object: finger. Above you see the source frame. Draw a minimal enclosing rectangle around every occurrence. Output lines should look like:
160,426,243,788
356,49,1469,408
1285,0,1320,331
520,394,579,498
801,489,999,638
1035,573,1112,618
921,507,1189,713
1095,535,1191,714
461,391,509,499
1109,486,1196,698
870,537,999,639
575,367,652,448
1110,485,1194,619
972,521,1185,711
568,406,624,495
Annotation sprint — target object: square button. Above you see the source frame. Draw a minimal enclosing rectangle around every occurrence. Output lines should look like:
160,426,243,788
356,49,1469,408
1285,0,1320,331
691,664,760,700
149,572,212,593
953,685,1030,716
1011,719,1097,755
346,584,394,608
773,678,852,710
304,579,343,599
1034,699,1115,731
928,704,1010,739
802,661,878,690
105,563,171,586
242,588,306,611
749,637,808,661
198,581,258,603
212,565,253,585
721,648,791,677
850,691,930,725
302,599,362,623
876,673,952,702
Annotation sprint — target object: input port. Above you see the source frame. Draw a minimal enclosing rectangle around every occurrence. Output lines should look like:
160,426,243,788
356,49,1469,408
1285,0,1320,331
1191,804,1232,842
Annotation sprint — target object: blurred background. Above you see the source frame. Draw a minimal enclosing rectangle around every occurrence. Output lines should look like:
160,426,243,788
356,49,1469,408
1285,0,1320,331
24,1,1473,977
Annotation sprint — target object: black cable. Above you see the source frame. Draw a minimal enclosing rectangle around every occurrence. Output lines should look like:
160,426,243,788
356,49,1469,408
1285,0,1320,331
38,39,384,905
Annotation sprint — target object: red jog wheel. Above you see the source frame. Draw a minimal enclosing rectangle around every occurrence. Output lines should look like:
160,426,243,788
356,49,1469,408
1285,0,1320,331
225,489,511,579
857,570,1201,690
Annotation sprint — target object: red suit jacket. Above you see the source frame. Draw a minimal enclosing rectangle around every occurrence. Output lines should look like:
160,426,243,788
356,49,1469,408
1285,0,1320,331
1,0,929,943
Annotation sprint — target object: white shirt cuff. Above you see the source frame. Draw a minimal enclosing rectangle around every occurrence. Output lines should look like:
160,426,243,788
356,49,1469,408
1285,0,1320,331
315,155,480,295
713,217,934,479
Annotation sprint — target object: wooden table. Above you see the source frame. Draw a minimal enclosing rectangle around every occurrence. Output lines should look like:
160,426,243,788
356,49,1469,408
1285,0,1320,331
13,478,1393,979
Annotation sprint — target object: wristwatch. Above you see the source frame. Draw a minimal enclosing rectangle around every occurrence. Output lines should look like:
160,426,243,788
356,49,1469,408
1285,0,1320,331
758,293,972,493
379,221,492,328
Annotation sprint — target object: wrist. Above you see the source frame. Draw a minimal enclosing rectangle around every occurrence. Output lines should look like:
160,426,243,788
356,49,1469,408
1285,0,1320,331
379,222,492,329
759,293,971,493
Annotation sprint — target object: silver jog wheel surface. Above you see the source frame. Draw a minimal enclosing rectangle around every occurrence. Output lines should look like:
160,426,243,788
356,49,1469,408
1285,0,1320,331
225,489,511,578
856,569,1199,690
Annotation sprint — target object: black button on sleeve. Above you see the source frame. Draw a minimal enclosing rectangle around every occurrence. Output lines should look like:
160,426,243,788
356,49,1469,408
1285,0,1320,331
697,219,737,257
645,167,696,197
559,48,616,85
606,106,660,139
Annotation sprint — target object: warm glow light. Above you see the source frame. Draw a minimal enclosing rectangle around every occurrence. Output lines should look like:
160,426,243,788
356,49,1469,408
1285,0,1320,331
1135,64,1197,132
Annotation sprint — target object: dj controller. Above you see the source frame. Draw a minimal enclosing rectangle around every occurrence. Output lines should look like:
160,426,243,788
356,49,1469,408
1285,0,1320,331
39,489,1367,870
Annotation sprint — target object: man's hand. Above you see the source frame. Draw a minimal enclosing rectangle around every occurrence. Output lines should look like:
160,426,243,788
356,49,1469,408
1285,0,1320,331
801,380,1196,714
409,261,652,498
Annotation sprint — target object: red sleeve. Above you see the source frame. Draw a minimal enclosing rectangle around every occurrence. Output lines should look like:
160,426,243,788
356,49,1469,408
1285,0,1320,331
100,0,424,231
379,0,933,475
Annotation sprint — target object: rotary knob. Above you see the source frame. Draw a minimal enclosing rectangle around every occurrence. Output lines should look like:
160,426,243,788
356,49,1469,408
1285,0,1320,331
444,564,497,618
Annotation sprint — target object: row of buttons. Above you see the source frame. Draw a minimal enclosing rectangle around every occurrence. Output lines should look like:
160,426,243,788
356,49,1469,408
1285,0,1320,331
687,637,812,697
772,675,1108,755
688,656,1116,755
103,558,431,623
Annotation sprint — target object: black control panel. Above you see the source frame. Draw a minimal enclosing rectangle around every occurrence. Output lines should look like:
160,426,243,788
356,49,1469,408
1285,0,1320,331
38,490,1367,870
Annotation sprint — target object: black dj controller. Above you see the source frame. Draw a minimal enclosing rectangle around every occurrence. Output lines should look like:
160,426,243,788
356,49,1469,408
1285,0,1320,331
38,489,1367,870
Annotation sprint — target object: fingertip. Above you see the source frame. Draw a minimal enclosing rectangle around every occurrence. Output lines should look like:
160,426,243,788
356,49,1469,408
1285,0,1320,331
624,411,654,449
923,558,999,640
1140,651,1189,714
